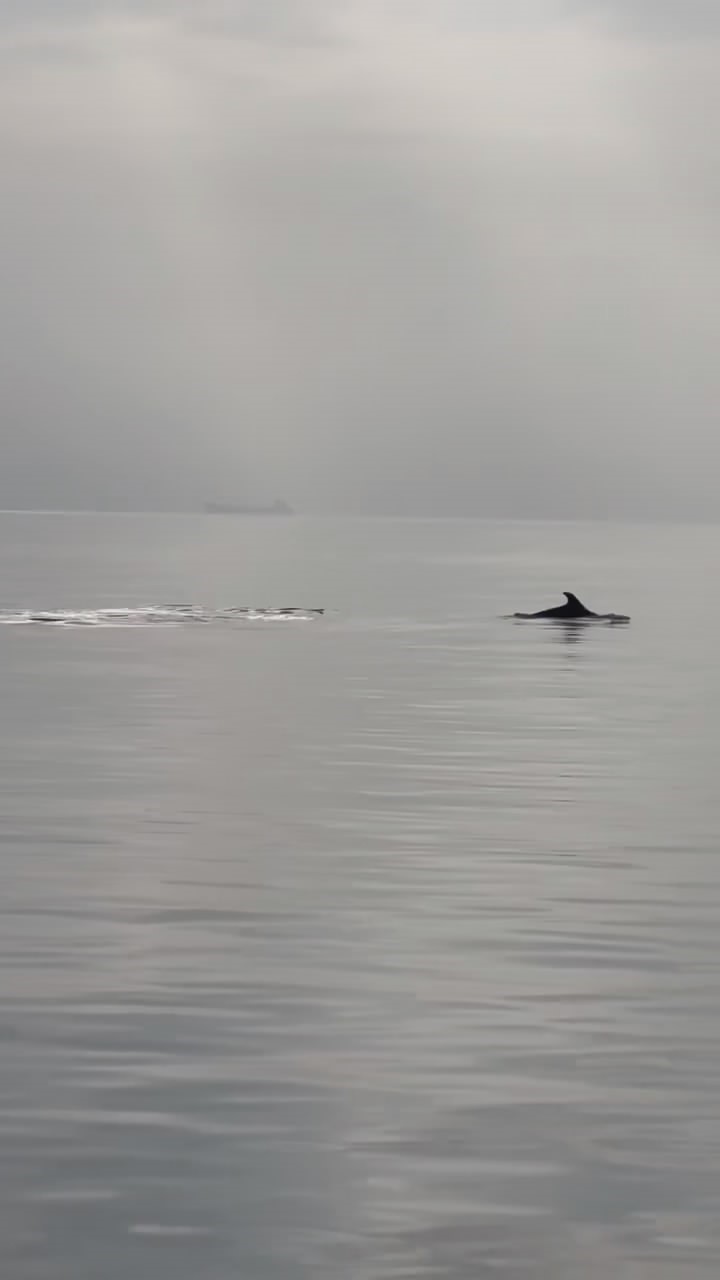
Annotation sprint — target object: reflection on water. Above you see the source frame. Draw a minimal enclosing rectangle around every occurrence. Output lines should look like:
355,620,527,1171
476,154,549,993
0,515,719,1279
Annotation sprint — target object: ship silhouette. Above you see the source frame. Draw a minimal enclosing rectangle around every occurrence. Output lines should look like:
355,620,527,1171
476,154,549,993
203,499,293,515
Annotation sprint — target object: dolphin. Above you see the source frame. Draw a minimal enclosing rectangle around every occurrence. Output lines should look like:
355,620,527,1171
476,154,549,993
513,592,629,621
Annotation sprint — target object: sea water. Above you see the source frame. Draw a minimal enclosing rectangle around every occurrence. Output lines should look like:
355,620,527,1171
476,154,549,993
0,513,719,1279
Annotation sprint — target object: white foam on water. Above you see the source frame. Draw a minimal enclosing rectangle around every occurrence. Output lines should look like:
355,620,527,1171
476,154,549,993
0,606,325,628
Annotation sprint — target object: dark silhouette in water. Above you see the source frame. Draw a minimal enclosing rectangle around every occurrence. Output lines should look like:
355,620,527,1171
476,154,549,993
513,592,630,622
521,591,595,618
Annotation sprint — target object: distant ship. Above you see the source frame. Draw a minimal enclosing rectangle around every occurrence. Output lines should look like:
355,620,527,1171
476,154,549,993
203,499,294,516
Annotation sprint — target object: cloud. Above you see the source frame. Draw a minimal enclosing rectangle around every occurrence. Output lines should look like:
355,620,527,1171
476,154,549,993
579,0,720,39
0,0,718,513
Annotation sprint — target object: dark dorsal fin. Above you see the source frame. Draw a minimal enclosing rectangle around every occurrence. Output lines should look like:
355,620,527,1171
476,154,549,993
563,592,593,615
517,591,599,619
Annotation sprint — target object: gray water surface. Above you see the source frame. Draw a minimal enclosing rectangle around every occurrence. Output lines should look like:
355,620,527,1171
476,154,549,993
1,514,719,1279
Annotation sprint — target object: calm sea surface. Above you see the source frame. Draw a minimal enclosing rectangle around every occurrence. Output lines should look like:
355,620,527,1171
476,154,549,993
1,513,720,1279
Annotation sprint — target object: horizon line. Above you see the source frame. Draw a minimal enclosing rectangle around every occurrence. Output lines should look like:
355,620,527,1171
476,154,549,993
0,508,717,525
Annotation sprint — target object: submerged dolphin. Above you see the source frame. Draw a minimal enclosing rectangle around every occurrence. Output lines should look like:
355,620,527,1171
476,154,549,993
513,592,629,621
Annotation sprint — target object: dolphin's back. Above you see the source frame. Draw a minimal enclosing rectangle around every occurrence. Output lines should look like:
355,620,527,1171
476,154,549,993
519,592,597,619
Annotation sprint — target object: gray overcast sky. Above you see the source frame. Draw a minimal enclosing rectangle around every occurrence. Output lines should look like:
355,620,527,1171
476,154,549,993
1,0,718,514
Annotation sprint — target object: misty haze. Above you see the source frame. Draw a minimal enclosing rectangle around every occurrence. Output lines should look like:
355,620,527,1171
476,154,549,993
2,0,719,515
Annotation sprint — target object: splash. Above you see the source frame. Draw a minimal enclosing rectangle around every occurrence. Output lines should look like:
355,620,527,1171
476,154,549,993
0,606,325,628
